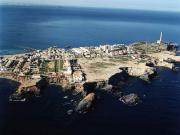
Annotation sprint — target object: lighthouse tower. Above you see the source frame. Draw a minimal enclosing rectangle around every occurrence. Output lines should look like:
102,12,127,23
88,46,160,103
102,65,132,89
157,32,163,44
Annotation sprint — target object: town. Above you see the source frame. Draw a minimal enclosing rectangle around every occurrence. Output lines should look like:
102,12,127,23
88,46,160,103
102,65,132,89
0,44,135,90
0,33,180,108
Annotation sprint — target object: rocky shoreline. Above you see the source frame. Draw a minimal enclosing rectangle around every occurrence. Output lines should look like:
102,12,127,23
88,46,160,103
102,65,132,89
1,43,180,114
6,60,180,114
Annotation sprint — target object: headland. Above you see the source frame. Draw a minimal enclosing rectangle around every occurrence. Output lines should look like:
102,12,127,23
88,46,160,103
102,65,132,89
0,40,179,112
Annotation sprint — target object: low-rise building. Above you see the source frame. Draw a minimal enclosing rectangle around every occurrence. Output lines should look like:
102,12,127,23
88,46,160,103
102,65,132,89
73,71,84,83
31,74,41,79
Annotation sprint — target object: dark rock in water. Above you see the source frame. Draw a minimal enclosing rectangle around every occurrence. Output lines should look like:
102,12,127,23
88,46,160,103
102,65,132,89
166,44,178,51
113,91,123,97
119,93,140,106
101,84,113,92
62,102,71,106
63,96,68,99
96,81,107,89
140,68,157,82
67,110,73,115
83,82,96,93
108,70,129,86
70,99,74,102
146,61,155,67
76,93,95,113
139,73,150,82
172,66,179,72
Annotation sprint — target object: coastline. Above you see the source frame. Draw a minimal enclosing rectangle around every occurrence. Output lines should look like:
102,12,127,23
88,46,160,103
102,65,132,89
0,42,179,102
0,41,180,135
1,5,180,135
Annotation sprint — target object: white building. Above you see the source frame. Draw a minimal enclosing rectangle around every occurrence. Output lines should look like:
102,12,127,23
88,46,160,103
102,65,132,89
157,32,163,44
73,71,84,83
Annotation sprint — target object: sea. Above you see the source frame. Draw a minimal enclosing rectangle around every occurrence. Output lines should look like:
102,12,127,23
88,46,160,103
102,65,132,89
0,5,180,135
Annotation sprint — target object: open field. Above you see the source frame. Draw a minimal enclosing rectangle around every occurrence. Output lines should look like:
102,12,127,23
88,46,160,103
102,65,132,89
79,57,142,82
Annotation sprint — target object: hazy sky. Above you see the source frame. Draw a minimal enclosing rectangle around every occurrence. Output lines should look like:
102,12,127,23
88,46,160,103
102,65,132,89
1,0,180,12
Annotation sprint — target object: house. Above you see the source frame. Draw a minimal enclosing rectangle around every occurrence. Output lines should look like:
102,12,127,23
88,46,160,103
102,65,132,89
80,47,90,53
64,66,72,75
31,74,41,79
0,67,7,72
100,45,111,52
72,48,83,55
73,71,84,83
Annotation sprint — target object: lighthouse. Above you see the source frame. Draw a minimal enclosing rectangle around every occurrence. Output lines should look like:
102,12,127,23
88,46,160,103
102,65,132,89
157,32,163,44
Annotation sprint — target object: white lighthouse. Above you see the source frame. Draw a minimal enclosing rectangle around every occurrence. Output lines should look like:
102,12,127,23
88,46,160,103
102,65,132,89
157,32,163,44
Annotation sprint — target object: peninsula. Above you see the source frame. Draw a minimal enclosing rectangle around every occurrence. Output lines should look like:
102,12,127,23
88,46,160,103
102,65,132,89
0,37,179,112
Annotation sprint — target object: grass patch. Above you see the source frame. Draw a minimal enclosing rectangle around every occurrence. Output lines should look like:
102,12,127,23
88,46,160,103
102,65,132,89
89,62,115,69
132,44,165,53
40,60,49,73
109,56,131,62
55,60,64,73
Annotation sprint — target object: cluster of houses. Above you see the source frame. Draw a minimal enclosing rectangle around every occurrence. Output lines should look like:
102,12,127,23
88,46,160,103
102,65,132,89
45,58,85,91
99,44,135,56
0,44,139,91
0,44,139,78
71,44,136,58
0,47,65,79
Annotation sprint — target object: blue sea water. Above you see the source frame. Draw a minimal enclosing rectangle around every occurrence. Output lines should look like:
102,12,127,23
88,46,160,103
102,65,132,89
0,5,180,135
0,5,180,54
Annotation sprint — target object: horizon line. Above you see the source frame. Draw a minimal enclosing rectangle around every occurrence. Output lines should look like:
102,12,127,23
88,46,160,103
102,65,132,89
1,3,180,13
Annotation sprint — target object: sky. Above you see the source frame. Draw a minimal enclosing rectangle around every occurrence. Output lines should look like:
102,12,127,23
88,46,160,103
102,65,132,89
0,0,180,12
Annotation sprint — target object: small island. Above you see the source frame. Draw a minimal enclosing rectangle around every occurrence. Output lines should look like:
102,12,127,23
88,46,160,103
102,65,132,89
0,35,179,113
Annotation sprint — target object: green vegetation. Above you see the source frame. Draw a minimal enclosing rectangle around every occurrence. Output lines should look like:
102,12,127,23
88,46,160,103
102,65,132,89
60,60,64,70
40,60,64,73
89,62,115,69
55,60,64,73
54,60,58,73
109,56,131,62
137,59,147,63
132,43,165,53
40,60,49,73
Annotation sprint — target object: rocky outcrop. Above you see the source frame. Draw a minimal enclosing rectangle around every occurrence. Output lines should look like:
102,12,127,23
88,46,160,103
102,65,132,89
76,93,95,113
146,61,155,67
9,78,47,102
108,70,129,86
166,44,178,51
163,58,176,63
19,78,47,95
120,67,156,82
119,93,140,106
126,67,156,77
101,84,113,92
156,61,175,69
172,66,179,72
